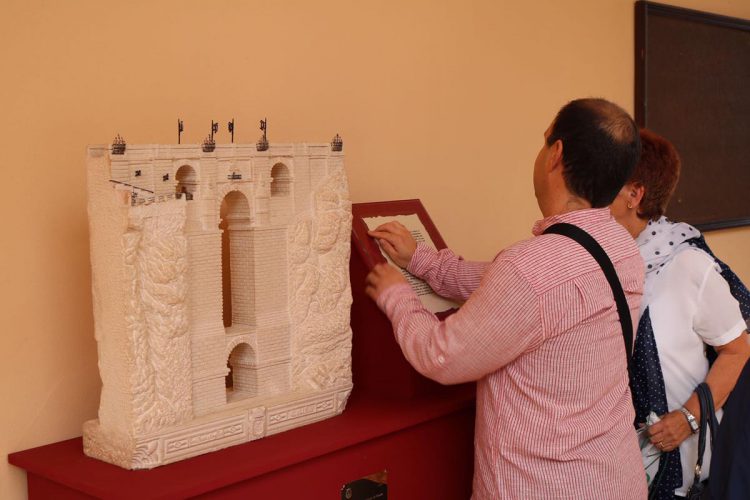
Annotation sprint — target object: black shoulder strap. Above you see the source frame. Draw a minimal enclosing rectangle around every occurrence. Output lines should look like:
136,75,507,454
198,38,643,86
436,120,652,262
693,382,717,487
543,223,633,369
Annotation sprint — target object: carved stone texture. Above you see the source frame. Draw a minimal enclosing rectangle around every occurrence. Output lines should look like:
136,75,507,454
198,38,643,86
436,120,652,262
84,143,351,469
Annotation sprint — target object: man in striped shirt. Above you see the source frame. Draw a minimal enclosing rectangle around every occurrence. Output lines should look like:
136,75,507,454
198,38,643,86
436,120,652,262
366,98,648,499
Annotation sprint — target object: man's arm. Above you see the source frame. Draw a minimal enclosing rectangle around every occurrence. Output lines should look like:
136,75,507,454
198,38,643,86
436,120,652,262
366,258,543,384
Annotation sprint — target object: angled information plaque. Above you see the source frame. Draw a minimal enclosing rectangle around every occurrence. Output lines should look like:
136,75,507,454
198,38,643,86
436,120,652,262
351,199,459,315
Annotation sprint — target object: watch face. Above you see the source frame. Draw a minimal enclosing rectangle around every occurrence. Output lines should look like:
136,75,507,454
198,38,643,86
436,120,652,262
682,408,699,432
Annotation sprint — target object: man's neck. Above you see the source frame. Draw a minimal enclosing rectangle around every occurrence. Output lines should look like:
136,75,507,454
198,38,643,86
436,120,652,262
540,194,592,218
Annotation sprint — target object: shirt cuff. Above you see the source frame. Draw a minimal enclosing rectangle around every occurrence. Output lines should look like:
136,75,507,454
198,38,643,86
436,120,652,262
703,319,747,347
375,283,416,317
406,243,437,279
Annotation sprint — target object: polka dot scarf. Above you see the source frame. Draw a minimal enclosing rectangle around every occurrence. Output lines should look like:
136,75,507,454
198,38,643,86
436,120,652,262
630,309,683,499
636,216,700,284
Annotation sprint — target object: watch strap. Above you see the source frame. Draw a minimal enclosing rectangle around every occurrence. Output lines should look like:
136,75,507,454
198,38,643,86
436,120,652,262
680,406,699,434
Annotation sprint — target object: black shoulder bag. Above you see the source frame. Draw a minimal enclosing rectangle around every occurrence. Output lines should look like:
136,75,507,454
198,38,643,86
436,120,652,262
542,223,633,368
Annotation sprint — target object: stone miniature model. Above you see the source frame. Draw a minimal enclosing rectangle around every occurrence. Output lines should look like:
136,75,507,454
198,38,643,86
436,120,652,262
84,139,352,469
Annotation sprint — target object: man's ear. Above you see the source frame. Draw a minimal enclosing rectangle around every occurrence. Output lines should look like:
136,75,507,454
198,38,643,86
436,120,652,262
547,139,563,172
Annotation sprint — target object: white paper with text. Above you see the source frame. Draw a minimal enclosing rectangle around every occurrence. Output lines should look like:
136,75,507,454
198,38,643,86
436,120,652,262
364,214,459,314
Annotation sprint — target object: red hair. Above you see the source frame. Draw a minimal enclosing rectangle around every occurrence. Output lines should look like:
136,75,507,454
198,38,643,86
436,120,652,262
631,129,681,221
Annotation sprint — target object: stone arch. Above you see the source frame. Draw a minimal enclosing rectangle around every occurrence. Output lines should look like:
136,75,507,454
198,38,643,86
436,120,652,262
175,165,198,200
216,185,253,225
221,190,251,224
270,163,291,197
220,191,253,328
225,341,257,402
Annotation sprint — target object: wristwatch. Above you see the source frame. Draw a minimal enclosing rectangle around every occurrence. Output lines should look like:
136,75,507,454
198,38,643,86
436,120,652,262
680,407,699,434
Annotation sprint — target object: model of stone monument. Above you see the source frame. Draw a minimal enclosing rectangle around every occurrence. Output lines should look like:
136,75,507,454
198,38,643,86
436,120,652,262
83,138,353,469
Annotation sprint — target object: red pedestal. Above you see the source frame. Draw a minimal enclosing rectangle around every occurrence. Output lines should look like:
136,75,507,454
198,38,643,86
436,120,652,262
10,390,474,499
8,200,476,499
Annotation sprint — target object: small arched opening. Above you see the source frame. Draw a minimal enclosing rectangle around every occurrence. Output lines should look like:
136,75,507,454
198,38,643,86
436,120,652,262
226,342,256,402
270,163,291,197
175,165,197,200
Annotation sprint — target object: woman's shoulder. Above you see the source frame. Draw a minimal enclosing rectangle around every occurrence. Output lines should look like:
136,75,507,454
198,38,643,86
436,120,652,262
660,246,721,292
670,245,717,273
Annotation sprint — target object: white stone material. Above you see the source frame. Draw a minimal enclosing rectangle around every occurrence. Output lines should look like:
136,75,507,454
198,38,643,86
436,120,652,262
84,143,352,469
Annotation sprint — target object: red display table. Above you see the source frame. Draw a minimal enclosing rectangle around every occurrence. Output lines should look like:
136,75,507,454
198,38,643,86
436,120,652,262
9,386,474,499
9,200,476,499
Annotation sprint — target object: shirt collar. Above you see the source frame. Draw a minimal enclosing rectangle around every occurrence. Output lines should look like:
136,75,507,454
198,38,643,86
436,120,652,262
532,207,612,236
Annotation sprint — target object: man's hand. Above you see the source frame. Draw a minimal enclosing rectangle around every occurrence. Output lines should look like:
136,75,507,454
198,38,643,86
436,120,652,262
648,410,693,452
368,221,417,268
365,263,408,302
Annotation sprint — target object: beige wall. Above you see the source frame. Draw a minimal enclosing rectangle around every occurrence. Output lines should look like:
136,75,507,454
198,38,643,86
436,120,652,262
1,0,748,497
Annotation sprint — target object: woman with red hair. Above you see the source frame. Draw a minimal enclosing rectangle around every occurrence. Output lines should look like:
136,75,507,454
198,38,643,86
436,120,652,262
611,129,750,499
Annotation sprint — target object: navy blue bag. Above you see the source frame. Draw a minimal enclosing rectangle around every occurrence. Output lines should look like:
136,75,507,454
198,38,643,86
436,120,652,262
708,359,750,500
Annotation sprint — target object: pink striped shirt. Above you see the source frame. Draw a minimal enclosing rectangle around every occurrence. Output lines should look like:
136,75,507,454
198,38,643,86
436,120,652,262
376,208,647,499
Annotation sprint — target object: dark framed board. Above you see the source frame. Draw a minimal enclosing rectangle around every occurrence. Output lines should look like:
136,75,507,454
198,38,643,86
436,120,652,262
635,1,750,230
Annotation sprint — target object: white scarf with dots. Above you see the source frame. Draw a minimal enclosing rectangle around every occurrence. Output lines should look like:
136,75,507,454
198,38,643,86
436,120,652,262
635,216,705,309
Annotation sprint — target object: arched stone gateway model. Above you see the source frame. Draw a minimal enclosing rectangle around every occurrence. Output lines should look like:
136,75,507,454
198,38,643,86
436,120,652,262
83,141,352,469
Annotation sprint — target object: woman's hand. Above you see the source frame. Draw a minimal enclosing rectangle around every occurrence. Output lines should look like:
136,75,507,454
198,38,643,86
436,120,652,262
368,221,417,268
648,410,693,452
365,263,408,302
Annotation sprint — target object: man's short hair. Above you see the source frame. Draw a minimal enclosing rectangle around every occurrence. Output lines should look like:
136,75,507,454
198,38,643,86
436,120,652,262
547,98,641,208
630,128,681,221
